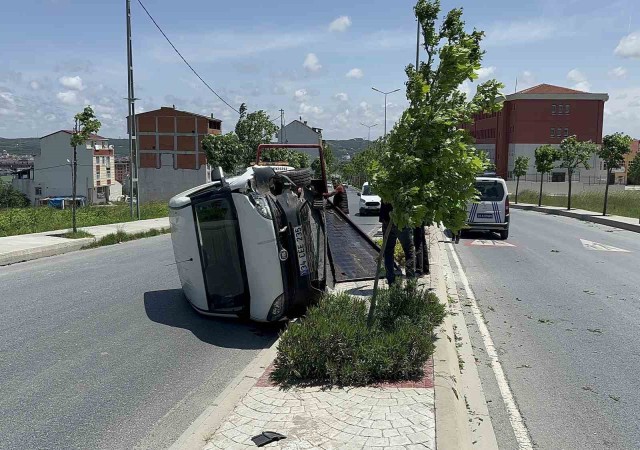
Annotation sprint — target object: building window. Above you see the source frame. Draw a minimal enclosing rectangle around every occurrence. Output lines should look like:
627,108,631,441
35,187,42,196
565,104,570,114
558,105,563,114
552,104,556,114
564,128,569,137
551,128,555,137
95,156,99,164
96,167,100,179
106,156,110,166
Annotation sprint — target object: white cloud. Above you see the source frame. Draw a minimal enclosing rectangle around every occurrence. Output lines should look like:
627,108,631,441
329,16,352,32
334,92,349,101
603,87,640,138
58,75,85,91
44,113,56,121
29,81,40,90
484,19,559,47
294,88,308,102
0,92,16,106
614,31,640,59
566,69,591,92
56,91,80,105
608,66,627,78
476,66,496,80
303,53,322,72
458,81,472,98
298,103,323,116
346,68,364,79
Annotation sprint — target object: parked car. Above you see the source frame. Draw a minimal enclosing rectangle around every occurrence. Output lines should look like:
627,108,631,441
358,182,381,216
464,176,510,239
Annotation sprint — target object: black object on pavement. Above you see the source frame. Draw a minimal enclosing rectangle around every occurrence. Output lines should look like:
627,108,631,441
251,431,287,447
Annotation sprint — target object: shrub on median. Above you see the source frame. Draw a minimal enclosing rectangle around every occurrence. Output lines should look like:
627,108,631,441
270,281,446,387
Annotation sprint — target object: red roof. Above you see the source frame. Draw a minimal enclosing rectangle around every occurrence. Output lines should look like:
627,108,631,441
40,130,107,140
516,84,586,95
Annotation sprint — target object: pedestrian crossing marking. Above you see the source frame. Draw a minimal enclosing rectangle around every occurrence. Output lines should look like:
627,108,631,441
468,240,515,247
580,239,630,253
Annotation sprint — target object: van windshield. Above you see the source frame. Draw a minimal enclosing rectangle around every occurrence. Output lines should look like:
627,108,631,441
475,181,505,201
362,185,376,195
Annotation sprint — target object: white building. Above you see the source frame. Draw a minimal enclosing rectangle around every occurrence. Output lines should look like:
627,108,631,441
13,130,120,205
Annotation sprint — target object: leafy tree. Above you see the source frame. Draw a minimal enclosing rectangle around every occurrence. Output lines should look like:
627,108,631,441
235,103,278,167
312,143,335,179
367,0,503,324
628,152,640,185
558,135,597,210
70,106,101,232
261,148,310,168
534,144,558,207
599,132,632,215
512,155,529,204
202,133,242,175
0,181,30,208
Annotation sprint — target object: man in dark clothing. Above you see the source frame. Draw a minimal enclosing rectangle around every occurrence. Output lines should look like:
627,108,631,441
379,201,415,285
324,178,350,215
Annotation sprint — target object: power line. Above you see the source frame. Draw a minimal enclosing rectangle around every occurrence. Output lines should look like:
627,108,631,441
136,0,241,115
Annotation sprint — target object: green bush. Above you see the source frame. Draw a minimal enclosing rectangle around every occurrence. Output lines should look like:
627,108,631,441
0,182,30,208
373,237,405,267
270,282,446,387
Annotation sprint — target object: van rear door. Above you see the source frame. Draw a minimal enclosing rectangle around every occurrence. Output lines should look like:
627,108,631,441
469,180,506,224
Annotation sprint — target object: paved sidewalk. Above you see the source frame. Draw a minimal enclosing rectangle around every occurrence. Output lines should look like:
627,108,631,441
0,217,169,266
512,203,640,233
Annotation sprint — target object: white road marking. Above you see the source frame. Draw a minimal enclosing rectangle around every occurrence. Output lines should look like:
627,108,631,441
470,239,515,247
580,239,630,253
449,246,534,450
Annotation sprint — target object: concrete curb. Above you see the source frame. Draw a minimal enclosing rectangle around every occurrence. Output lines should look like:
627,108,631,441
428,228,475,450
511,203,640,233
0,238,94,266
168,338,280,450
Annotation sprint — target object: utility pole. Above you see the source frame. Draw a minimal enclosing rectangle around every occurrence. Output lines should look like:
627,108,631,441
126,0,140,219
72,117,78,233
372,87,401,137
279,109,285,144
360,122,378,143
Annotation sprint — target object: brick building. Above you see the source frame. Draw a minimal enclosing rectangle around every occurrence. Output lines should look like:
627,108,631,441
114,156,129,184
466,84,609,181
131,106,222,202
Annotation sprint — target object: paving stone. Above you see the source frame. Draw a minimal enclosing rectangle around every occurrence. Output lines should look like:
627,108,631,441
365,436,390,447
406,431,431,444
388,435,412,446
382,428,400,438
359,428,382,437
371,420,393,430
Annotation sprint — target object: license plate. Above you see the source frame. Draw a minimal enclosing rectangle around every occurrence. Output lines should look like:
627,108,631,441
293,225,309,276
477,213,494,218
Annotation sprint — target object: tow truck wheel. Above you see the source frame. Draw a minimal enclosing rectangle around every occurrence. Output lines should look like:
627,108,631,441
284,168,313,188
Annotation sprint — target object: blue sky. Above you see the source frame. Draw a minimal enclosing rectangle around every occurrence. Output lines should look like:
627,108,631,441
1,0,639,140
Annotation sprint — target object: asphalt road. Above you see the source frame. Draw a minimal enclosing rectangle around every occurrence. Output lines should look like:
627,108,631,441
344,186,380,236
0,235,278,450
452,209,640,449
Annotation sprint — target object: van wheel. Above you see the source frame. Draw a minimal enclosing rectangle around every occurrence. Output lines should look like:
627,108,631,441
283,168,313,188
359,208,365,216
499,229,509,240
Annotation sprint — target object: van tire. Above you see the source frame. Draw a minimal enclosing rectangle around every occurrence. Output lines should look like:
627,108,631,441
284,168,313,187
499,229,509,240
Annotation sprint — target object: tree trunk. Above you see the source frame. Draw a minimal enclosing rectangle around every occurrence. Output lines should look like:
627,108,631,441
515,176,520,204
538,174,544,207
367,218,393,328
567,169,573,210
72,144,77,233
603,169,610,216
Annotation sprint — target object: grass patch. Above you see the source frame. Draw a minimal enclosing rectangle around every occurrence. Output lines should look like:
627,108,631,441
0,202,168,237
82,227,169,249
516,190,640,219
270,281,446,387
58,230,94,239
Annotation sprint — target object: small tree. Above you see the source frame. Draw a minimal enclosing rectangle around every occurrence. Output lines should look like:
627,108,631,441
235,103,278,167
599,132,632,215
70,106,101,233
534,144,557,207
368,0,503,324
202,133,242,175
558,135,597,210
0,181,30,208
628,153,640,185
512,155,529,204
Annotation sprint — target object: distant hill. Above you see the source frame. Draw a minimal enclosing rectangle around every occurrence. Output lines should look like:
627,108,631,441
1,136,372,159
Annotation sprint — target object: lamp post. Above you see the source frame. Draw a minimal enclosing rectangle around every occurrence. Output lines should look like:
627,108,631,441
371,87,400,136
360,122,378,143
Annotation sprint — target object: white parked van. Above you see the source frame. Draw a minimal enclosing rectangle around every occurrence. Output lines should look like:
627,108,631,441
465,176,510,240
358,182,381,216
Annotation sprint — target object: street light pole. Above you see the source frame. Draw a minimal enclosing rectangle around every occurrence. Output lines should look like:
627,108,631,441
372,87,401,137
360,123,378,143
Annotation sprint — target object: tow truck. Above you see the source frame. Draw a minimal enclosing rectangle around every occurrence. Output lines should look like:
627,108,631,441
168,144,381,322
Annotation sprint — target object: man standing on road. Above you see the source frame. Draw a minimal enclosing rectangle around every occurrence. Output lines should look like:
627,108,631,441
379,201,415,285
323,177,350,215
